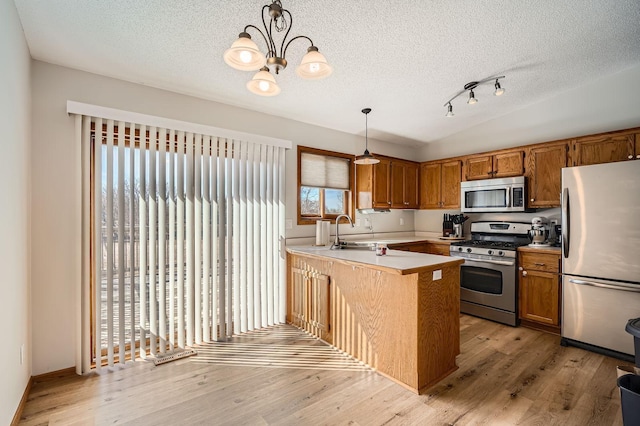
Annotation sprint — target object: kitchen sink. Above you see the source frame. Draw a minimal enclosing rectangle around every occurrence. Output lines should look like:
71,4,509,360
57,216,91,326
338,241,376,250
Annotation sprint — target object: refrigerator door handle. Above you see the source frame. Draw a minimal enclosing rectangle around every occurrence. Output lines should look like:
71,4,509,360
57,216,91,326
562,187,570,258
568,278,640,293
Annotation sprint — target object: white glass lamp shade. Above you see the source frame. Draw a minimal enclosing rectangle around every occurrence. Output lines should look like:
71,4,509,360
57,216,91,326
494,83,505,96
246,68,281,96
296,47,333,80
354,153,380,165
223,33,266,71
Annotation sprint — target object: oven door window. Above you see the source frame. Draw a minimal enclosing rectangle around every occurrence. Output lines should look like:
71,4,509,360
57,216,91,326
465,188,508,209
461,265,503,294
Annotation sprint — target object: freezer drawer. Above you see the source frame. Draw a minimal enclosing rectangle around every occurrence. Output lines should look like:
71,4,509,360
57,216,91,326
562,275,640,356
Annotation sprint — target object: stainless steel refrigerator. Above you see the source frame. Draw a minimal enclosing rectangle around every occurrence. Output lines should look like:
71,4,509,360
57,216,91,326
561,161,640,359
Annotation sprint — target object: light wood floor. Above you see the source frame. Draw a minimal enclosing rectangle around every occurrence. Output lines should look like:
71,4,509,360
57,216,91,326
20,315,629,425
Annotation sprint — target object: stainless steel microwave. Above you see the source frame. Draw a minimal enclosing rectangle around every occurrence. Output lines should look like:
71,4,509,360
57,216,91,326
460,176,527,213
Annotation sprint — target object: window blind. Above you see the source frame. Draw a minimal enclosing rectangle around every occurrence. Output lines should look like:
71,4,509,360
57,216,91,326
300,152,350,189
74,112,287,370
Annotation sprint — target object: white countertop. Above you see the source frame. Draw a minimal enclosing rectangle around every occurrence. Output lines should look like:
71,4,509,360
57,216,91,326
286,245,463,275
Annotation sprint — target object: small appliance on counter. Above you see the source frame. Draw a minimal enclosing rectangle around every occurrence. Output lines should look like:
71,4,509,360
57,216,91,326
527,216,551,247
442,214,468,238
553,224,562,247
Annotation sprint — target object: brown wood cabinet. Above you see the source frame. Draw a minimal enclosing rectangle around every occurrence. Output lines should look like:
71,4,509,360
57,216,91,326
571,130,640,166
518,249,561,334
419,160,461,209
289,260,331,342
356,156,419,210
464,150,524,180
391,160,419,209
525,141,570,208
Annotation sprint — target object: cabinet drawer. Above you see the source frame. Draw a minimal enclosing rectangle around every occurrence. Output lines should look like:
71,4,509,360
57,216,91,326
521,252,559,273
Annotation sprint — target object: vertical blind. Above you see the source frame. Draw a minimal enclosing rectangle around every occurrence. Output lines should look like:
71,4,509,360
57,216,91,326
76,114,286,370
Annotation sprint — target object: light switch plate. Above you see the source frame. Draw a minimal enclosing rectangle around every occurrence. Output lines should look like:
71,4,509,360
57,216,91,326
432,270,442,281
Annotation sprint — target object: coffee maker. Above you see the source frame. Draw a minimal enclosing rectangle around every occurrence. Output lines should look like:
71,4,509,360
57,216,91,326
528,216,550,247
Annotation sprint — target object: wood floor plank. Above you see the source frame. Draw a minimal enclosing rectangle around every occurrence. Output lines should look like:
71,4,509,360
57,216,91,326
19,316,629,426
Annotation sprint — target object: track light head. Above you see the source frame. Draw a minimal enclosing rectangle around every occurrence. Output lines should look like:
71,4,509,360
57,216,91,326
467,90,478,104
494,79,505,96
446,103,454,117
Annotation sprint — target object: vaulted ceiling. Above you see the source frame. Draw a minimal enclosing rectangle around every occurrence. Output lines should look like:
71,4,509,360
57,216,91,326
14,0,640,147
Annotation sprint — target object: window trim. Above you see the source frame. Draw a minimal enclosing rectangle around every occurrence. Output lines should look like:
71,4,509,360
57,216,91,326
297,146,355,225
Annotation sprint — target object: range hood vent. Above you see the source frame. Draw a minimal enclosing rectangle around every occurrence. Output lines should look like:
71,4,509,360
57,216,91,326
357,208,391,214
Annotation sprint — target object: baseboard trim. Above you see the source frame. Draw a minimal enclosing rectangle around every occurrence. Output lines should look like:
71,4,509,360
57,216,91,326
11,367,76,425
32,366,77,384
11,377,32,426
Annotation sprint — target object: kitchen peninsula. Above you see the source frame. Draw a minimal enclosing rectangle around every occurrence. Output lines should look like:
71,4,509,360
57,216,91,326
286,246,464,394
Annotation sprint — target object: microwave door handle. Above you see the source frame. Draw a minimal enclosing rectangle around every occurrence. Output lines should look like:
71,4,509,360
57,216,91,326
506,187,511,207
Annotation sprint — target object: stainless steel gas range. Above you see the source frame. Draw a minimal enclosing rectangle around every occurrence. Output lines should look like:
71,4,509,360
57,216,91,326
449,221,531,326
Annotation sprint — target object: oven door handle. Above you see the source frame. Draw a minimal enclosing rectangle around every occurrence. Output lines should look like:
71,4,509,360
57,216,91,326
458,257,516,267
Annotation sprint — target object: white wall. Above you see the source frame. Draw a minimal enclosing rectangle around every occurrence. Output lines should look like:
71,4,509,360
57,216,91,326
0,0,32,423
420,64,640,161
30,61,416,374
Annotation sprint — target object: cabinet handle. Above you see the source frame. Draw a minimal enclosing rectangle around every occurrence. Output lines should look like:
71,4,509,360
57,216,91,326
629,155,634,159
636,155,640,159
531,198,535,202
522,270,528,276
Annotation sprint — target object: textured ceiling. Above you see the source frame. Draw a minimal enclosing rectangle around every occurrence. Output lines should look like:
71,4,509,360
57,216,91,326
13,0,640,147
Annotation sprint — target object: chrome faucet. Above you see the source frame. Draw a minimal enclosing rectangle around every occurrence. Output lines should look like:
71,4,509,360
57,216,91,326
331,214,354,249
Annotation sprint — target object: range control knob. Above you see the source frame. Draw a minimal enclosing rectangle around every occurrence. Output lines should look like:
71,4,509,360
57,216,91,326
498,251,504,256
487,250,493,255
466,248,472,253
458,247,464,252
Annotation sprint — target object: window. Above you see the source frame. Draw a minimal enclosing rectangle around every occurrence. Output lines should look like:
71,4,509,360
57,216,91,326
297,146,354,224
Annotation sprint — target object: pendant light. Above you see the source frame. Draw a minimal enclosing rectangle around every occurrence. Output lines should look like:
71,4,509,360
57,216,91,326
354,108,379,165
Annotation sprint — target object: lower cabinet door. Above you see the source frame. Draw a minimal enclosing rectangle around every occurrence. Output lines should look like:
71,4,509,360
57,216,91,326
519,269,559,325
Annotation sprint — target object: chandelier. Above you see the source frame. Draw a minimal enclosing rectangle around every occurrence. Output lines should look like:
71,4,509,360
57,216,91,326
223,0,333,96
444,76,506,117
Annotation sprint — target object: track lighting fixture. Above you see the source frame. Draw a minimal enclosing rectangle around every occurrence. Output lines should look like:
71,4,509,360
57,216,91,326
444,76,506,117
354,108,379,165
224,0,332,96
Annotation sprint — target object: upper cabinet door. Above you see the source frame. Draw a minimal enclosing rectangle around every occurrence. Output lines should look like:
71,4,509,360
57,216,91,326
390,161,406,208
440,160,461,209
526,142,569,208
373,158,392,208
493,151,524,178
572,131,635,166
465,155,494,180
420,162,442,209
404,162,419,209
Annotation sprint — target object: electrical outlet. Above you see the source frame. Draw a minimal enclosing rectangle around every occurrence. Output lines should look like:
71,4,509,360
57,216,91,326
364,218,371,229
400,218,405,226
355,219,361,227
433,270,442,281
